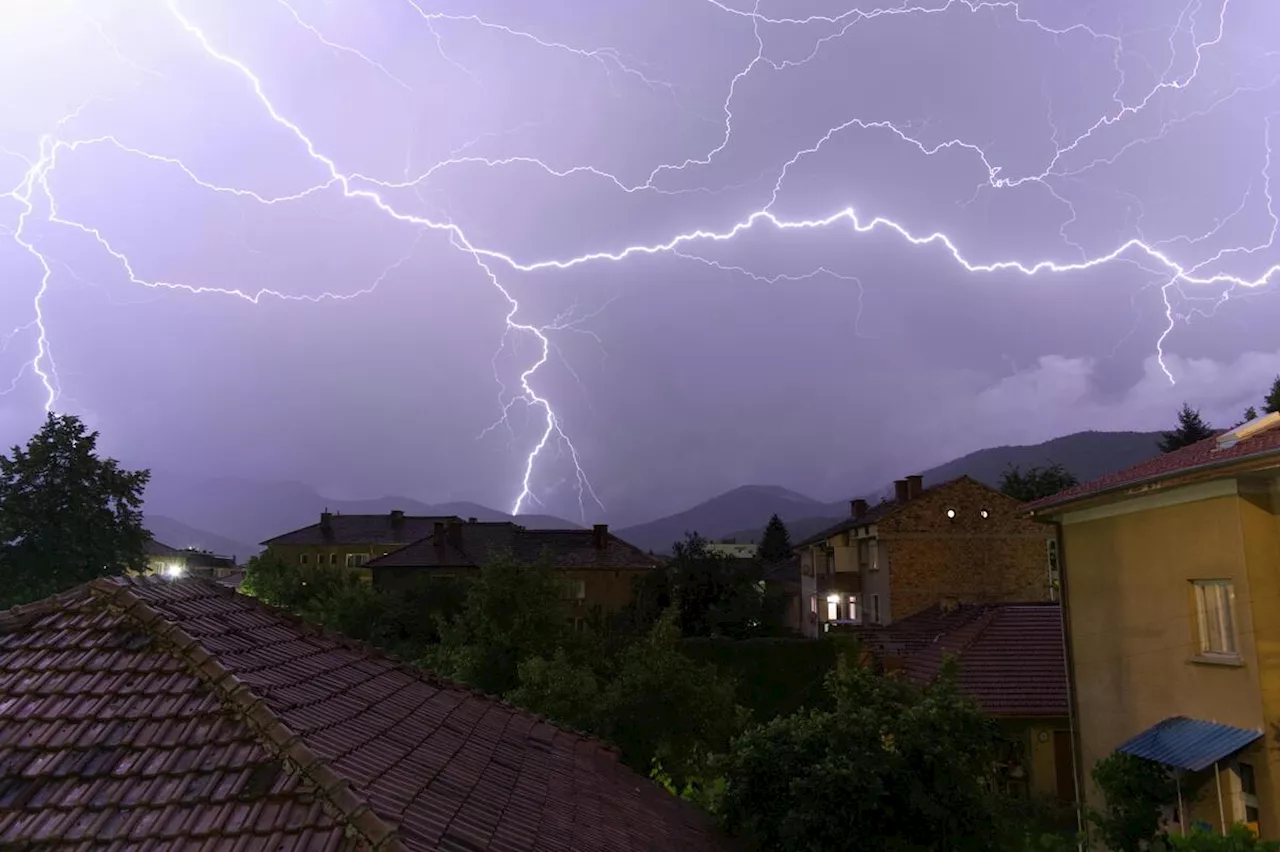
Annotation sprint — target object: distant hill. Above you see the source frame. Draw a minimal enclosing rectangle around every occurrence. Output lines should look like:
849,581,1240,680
143,514,258,562
142,472,578,553
616,485,833,554
620,430,1164,554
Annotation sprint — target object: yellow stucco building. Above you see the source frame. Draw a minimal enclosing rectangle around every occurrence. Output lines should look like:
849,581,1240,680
1030,412,1280,839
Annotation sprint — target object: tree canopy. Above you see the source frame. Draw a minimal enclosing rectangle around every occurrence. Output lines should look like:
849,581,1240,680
999,462,1079,502
0,413,150,607
758,514,792,563
1264,375,1280,416
1159,403,1216,453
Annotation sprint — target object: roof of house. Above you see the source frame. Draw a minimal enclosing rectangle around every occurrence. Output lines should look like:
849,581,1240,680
0,577,728,851
366,522,659,572
853,602,993,656
260,513,462,547
793,475,989,549
142,538,185,558
893,603,1068,718
1115,716,1265,773
1028,414,1280,514
759,556,799,586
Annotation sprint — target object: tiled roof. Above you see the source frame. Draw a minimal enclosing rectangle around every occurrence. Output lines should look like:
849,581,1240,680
0,577,728,851
142,538,185,558
854,603,992,656
896,604,1067,718
367,523,659,571
261,513,462,547
1027,417,1280,513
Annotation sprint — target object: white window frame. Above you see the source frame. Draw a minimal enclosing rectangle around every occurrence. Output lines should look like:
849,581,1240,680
1193,580,1237,657
847,594,859,623
345,553,368,568
826,597,839,621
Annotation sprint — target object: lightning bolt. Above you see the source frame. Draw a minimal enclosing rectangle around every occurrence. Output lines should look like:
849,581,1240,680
3,0,1277,520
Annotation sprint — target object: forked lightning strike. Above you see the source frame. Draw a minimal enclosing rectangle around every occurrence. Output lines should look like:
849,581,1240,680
2,0,1277,516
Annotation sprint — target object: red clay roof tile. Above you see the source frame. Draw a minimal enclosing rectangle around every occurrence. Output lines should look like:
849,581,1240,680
1,576,729,851
894,603,1068,718
1028,420,1280,512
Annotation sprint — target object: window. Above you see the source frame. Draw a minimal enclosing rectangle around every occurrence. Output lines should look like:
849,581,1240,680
826,595,839,621
810,596,818,614
1046,540,1061,602
847,595,859,622
560,579,587,600
329,553,337,565
345,553,368,568
857,539,871,572
871,593,881,624
1193,580,1237,656
299,553,308,565
1239,762,1260,826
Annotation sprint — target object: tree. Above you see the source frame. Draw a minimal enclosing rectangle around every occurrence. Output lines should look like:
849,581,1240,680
719,655,1012,851
1159,404,1216,453
758,514,792,563
1235,407,1260,428
0,413,150,607
668,533,768,639
1089,751,1179,852
1265,375,1280,415
999,462,1079,503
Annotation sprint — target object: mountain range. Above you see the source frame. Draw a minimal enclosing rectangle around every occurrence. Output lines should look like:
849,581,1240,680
141,429,1164,560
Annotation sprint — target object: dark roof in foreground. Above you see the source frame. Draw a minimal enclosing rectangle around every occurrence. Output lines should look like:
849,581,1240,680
367,522,659,571
895,603,1068,718
0,577,727,851
1028,413,1280,513
261,512,462,547
1116,716,1264,772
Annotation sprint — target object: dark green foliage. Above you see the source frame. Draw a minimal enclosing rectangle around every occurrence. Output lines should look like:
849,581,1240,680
999,462,1079,503
1236,407,1260,429
240,554,467,651
1089,751,1179,852
718,656,1012,852
758,514,792,563
679,637,840,720
429,553,570,695
1159,404,1216,453
0,413,150,607
1158,824,1280,851
1266,376,1280,416
668,533,770,638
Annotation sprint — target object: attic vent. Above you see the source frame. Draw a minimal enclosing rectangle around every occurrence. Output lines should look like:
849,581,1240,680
1217,411,1280,449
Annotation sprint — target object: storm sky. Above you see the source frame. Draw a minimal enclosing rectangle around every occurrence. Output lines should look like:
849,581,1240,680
2,0,1279,527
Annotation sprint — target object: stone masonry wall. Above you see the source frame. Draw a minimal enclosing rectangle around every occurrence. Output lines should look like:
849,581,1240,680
878,477,1055,621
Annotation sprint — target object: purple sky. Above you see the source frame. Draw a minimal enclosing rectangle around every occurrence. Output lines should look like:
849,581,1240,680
2,0,1279,527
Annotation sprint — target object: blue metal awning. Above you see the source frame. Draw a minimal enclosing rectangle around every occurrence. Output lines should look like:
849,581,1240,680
1116,716,1263,772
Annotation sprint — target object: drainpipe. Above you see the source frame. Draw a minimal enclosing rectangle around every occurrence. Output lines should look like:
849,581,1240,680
1053,521,1088,847
1215,762,1226,834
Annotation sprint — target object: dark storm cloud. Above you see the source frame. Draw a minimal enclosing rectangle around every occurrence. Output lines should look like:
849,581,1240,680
2,0,1279,527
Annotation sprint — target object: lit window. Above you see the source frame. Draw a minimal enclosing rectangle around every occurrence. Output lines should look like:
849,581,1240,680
826,594,840,621
946,508,956,519
345,553,368,568
810,596,817,614
847,595,859,622
1193,580,1237,656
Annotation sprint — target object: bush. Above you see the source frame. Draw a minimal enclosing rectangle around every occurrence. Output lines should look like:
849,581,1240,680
1157,824,1280,852
1090,751,1179,851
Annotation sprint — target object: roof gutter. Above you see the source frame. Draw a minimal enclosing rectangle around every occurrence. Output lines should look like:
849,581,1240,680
1029,445,1280,518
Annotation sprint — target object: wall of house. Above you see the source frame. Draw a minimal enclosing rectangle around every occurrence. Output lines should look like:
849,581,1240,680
861,539,892,625
1059,484,1273,832
880,479,1055,621
372,565,648,617
264,543,407,581
1242,484,1280,837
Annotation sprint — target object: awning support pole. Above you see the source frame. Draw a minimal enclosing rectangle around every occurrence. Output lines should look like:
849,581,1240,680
1215,761,1227,835
1177,774,1187,836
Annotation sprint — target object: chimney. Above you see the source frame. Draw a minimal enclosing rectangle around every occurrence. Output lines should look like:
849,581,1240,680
320,510,333,542
447,519,463,548
893,479,909,503
468,517,477,524
593,524,608,550
906,475,923,499
850,499,868,519
390,509,405,530
433,521,446,549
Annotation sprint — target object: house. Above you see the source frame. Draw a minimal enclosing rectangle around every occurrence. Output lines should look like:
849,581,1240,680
143,538,237,581
366,519,660,627
260,510,461,579
0,576,730,850
880,603,1076,807
1028,411,1280,838
792,475,1057,638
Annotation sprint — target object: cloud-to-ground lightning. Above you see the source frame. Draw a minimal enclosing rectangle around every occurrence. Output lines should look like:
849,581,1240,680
3,0,1278,516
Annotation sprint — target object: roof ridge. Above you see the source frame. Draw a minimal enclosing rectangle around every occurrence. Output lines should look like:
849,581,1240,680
931,605,999,661
219,579,624,756
87,577,408,851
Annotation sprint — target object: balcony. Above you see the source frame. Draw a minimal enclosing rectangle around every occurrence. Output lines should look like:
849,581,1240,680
816,572,862,597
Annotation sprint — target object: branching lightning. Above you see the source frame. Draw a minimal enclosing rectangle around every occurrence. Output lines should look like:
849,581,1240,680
3,0,1278,517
